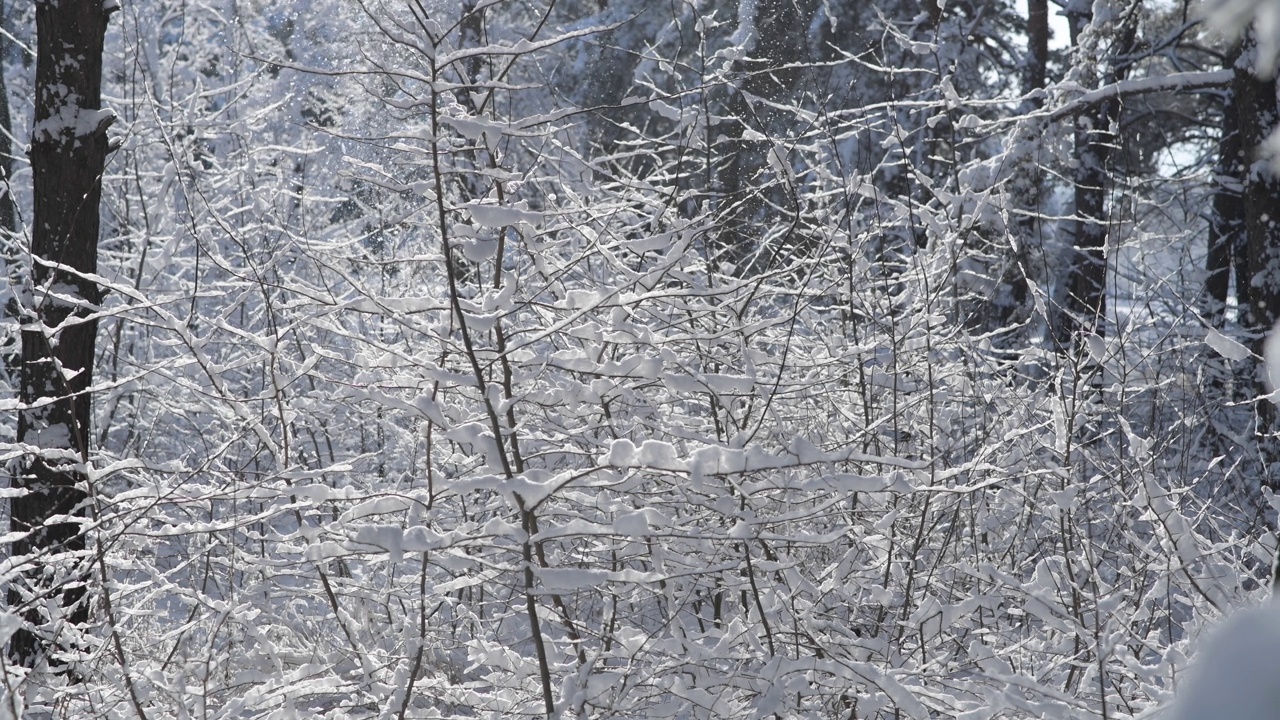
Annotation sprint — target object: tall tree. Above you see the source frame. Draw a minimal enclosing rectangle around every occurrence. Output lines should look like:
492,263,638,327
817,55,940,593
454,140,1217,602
1232,33,1280,444
1057,0,1139,346
0,0,14,239
716,0,818,275
1205,44,1247,330
10,0,115,668
0,0,20,394
987,0,1051,335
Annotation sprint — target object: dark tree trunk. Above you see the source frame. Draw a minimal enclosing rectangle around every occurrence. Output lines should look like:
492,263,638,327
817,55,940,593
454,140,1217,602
989,0,1051,334
715,0,817,276
1236,49,1280,339
583,3,646,169
1,0,18,390
10,0,114,669
1205,49,1246,329
1056,4,1138,347
1233,36,1280,442
1202,46,1253,414
0,0,13,239
1024,0,1049,101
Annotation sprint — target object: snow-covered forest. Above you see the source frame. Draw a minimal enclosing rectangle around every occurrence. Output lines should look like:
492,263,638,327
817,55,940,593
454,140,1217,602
1,0,1279,716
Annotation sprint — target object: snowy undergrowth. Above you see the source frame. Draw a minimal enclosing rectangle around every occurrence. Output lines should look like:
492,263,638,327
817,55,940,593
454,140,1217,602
0,0,1269,718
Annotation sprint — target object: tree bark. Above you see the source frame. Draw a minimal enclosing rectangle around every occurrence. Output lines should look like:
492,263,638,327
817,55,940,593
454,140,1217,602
716,0,818,276
1056,2,1138,347
10,0,114,669
1232,36,1280,443
1,0,19,391
1205,47,1246,329
0,0,14,239
1236,47,1280,338
1025,0,1049,100
989,0,1051,334
582,1,645,168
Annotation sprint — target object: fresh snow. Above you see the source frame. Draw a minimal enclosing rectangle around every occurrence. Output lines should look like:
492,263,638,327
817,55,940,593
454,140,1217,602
1207,326,1252,362
1170,602,1280,720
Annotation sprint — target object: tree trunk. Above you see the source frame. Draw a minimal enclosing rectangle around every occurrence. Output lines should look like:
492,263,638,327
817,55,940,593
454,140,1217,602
1025,0,1049,100
1233,35,1280,444
0,0,14,239
0,0,18,396
1236,48,1280,336
582,1,647,171
10,0,114,669
1056,2,1138,347
715,0,817,276
1205,48,1247,328
989,0,1051,334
